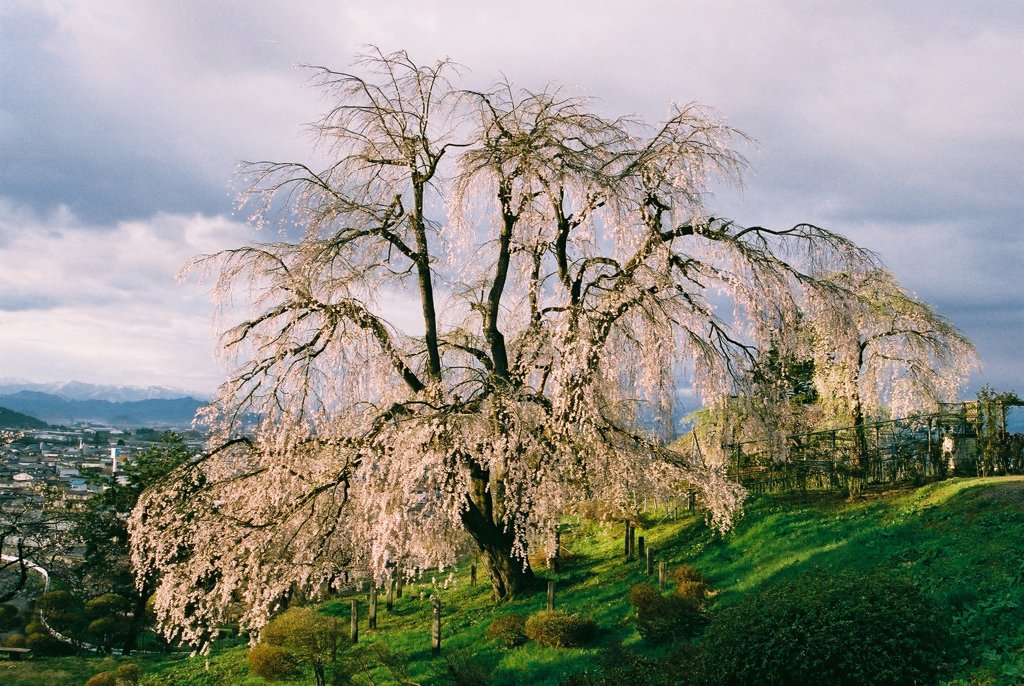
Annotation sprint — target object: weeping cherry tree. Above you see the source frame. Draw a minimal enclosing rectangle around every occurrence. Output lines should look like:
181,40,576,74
808,268,979,474
130,48,880,646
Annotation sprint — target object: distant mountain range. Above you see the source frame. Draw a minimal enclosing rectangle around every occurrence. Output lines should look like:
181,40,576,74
0,381,209,428
0,378,210,402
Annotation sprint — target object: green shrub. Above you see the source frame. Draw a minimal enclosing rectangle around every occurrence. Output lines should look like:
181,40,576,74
85,593,131,620
485,613,528,646
248,642,297,680
89,615,131,651
671,564,707,585
261,606,344,686
2,633,26,648
524,610,597,648
37,589,86,637
627,583,660,607
116,663,142,684
85,663,142,686
674,579,709,606
0,603,19,630
26,630,75,656
561,643,699,686
696,571,949,685
427,646,496,685
628,583,706,644
84,672,117,686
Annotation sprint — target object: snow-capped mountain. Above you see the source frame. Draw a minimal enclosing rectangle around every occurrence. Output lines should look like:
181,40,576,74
0,378,211,402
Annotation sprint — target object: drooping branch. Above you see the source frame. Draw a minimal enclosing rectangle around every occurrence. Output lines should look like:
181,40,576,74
133,48,960,648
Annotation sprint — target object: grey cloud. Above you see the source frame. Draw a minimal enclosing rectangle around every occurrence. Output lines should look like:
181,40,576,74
0,294,61,312
1,0,1021,395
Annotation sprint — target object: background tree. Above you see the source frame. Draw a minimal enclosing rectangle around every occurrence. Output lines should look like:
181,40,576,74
72,433,191,652
131,48,880,646
808,268,978,477
0,488,71,604
84,593,132,653
974,385,1023,476
716,344,822,463
35,589,86,646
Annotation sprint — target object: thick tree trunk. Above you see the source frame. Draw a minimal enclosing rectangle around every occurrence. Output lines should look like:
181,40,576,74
122,585,150,653
849,396,870,497
461,506,535,601
460,462,535,601
850,343,870,496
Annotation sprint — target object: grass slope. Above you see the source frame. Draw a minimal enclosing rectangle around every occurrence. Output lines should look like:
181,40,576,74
4,477,1024,685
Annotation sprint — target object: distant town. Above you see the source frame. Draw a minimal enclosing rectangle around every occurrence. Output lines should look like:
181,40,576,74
0,423,205,509
0,380,209,510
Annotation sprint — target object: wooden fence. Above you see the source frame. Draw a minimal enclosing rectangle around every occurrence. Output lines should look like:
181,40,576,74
724,401,1024,493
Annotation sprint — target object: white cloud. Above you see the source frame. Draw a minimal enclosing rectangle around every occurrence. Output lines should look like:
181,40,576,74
2,0,1021,397
0,200,252,393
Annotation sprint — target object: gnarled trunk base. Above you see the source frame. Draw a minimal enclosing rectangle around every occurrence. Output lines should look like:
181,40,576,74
460,498,535,601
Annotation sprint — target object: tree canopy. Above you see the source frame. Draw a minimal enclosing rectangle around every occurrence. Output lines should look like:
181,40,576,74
130,48,925,646
73,434,191,651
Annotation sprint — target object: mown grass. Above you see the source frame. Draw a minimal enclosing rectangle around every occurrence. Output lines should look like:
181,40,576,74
5,476,1024,685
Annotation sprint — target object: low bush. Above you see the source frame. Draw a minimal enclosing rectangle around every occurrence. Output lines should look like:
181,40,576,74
696,571,950,685
627,583,660,607
427,646,496,686
674,580,709,606
84,672,117,686
23,620,45,636
116,663,142,683
485,613,528,646
670,564,707,585
85,663,141,686
561,643,699,686
37,589,86,636
248,642,298,680
0,603,19,630
628,584,706,644
524,610,597,648
2,633,26,648
25,630,75,656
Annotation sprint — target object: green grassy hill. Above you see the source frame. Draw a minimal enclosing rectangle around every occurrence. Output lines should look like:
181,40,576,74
5,477,1024,685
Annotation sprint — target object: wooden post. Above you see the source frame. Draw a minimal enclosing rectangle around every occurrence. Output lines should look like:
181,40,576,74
637,535,645,559
658,561,667,590
547,581,555,611
368,584,377,630
470,563,477,587
624,520,631,558
646,548,654,576
431,596,441,656
386,578,395,610
350,599,359,643
628,523,636,560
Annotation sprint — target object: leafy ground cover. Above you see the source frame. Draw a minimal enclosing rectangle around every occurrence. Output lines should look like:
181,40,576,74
4,476,1023,685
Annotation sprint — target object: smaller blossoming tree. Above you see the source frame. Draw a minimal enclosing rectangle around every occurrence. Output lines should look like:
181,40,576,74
808,268,979,475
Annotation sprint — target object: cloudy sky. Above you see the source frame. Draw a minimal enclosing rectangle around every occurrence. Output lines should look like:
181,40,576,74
1,0,1021,399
